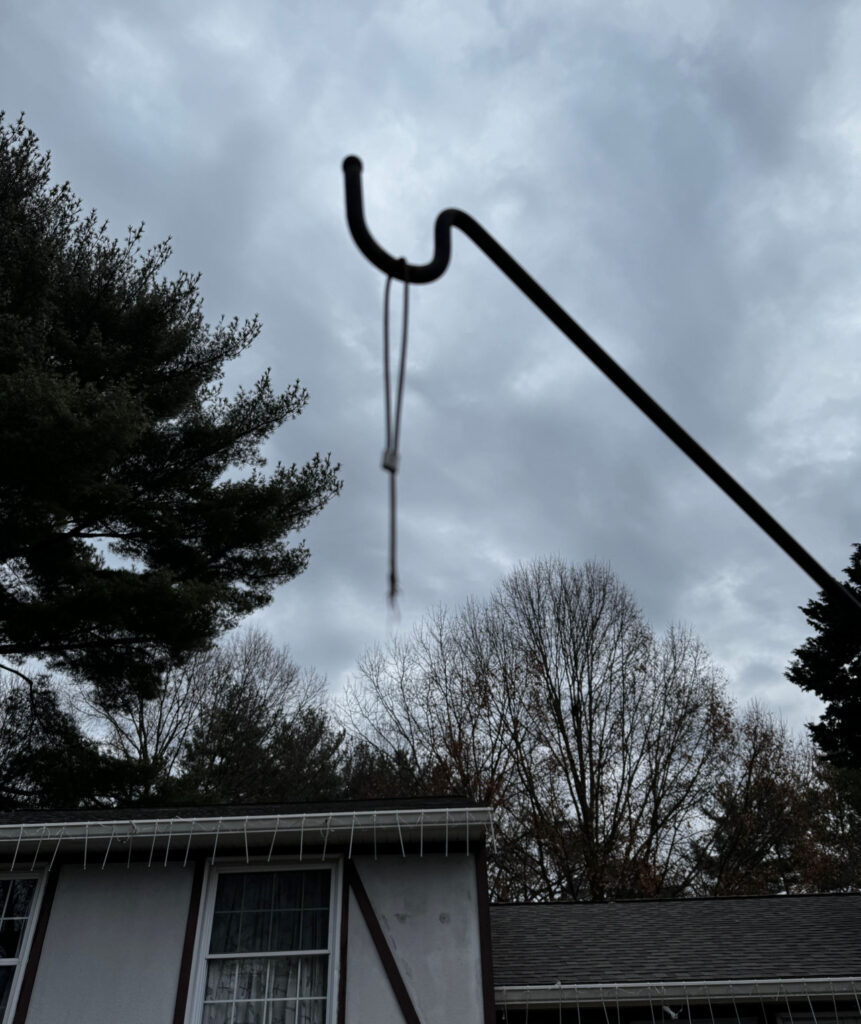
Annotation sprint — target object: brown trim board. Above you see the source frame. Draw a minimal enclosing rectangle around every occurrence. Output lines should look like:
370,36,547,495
337,860,350,1024
474,843,496,1024
12,864,61,1024
346,858,422,1024
172,855,207,1024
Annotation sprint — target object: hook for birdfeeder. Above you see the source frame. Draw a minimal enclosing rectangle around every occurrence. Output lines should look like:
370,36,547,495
342,155,861,621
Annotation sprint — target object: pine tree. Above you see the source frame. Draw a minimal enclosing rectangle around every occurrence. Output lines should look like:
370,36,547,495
0,115,341,704
0,674,103,809
786,544,861,771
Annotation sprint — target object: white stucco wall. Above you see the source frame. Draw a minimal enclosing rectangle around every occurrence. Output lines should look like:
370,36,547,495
25,862,194,1024
344,888,405,1024
23,851,485,1024
345,854,485,1024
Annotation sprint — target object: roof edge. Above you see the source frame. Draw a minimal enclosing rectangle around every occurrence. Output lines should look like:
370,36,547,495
496,978,861,1006
0,806,494,857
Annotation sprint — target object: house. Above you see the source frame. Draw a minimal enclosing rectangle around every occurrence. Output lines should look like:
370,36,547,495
0,797,495,1024
0,798,857,1024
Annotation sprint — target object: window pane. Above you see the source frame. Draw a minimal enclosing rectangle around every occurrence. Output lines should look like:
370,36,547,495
202,1003,231,1024
301,873,330,910
205,959,237,1002
238,912,271,953
0,882,8,918
215,874,244,913
268,958,299,999
268,1001,297,1024
0,966,13,1015
234,1001,264,1024
0,919,23,960
298,957,328,999
7,879,36,917
300,910,329,951
210,912,240,954
297,999,326,1024
271,911,301,952
273,873,302,908
243,874,274,912
236,958,269,1002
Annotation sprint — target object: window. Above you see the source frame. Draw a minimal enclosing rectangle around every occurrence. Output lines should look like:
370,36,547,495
196,866,336,1024
0,876,39,1023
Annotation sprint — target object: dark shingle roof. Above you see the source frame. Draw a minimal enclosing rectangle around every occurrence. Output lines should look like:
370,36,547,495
0,795,473,825
490,894,861,986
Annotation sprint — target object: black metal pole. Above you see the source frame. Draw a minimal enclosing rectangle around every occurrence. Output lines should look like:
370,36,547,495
342,156,861,622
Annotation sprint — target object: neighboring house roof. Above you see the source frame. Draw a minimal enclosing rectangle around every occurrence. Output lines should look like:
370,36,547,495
491,894,861,1000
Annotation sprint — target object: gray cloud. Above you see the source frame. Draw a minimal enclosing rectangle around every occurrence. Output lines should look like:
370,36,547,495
3,0,859,731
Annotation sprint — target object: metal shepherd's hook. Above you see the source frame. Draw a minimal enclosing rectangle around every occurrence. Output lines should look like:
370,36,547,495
342,155,861,623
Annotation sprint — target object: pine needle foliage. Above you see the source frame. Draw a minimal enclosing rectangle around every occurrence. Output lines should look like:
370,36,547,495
0,114,341,703
787,544,861,773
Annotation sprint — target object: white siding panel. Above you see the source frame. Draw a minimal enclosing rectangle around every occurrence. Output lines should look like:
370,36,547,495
345,887,405,1024
347,854,484,1024
25,862,193,1024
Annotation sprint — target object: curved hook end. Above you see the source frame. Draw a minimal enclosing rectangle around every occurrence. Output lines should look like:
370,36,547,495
341,154,452,283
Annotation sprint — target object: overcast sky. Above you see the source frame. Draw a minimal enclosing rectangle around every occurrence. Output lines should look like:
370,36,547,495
3,0,860,730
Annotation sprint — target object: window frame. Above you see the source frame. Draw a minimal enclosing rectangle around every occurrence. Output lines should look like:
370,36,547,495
186,859,343,1024
0,871,46,1024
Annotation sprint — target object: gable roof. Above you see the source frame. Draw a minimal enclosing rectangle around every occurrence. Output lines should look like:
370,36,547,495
490,894,861,996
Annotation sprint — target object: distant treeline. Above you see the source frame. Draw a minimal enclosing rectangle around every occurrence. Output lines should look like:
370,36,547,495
2,560,858,901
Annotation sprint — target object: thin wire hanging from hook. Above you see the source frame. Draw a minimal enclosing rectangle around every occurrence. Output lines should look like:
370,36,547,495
382,261,410,605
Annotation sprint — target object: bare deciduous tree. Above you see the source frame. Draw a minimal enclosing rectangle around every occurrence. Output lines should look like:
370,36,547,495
78,627,326,802
496,560,732,899
692,702,861,895
342,559,733,900
341,603,519,806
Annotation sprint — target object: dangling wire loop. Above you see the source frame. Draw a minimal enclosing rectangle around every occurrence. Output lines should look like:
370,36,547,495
382,259,410,604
